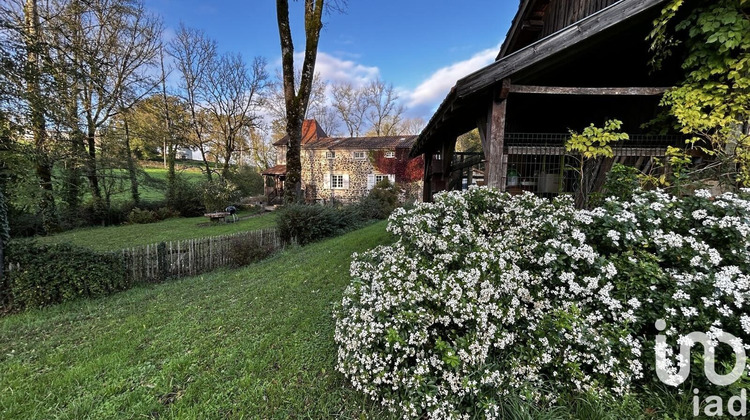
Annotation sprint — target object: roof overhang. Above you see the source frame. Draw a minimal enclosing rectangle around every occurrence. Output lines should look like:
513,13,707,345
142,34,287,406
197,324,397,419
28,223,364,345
411,0,668,158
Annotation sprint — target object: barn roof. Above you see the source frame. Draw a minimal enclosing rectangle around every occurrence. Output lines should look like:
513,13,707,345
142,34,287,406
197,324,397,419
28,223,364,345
302,135,417,150
410,0,669,157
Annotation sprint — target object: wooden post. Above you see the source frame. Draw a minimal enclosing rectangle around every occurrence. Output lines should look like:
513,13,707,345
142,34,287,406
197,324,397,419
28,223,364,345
486,79,510,190
422,153,433,202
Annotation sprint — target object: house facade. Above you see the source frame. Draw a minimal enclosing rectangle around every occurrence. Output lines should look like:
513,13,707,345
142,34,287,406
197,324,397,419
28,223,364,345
412,0,688,202
263,120,423,203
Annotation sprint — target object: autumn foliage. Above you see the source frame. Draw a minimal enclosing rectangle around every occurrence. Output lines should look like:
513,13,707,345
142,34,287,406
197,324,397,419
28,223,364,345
369,150,424,184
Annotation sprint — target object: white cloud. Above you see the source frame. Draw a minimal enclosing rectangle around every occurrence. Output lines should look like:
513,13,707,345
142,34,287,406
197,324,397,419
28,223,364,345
405,45,499,112
303,51,380,87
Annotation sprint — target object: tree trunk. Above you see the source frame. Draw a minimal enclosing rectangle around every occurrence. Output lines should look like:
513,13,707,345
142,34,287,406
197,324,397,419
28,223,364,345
276,0,325,203
284,115,303,201
200,147,213,182
25,0,58,233
166,142,176,205
0,189,8,306
123,114,140,205
222,148,232,179
85,124,102,201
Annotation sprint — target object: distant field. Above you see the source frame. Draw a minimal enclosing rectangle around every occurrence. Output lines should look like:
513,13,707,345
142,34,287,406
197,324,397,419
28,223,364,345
110,166,206,205
37,211,278,252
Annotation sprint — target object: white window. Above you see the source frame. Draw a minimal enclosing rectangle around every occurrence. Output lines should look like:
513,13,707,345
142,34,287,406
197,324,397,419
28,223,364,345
384,151,396,159
331,174,344,189
325,173,349,190
353,151,366,160
325,151,335,159
367,174,396,190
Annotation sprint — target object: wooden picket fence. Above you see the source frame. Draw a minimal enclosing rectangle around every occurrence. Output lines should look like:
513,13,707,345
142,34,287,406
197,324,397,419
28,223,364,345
121,228,282,284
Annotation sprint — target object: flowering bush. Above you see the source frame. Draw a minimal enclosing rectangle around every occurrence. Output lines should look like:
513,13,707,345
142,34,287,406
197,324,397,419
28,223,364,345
334,187,750,419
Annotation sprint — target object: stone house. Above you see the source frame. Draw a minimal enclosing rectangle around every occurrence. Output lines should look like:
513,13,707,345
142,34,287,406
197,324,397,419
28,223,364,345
263,120,423,203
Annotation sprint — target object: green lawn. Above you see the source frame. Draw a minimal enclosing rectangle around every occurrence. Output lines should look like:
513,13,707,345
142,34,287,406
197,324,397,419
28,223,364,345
0,222,394,419
108,166,206,204
37,211,278,252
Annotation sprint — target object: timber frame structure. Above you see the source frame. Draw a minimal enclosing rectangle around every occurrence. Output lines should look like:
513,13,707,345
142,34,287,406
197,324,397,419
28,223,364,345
412,0,690,201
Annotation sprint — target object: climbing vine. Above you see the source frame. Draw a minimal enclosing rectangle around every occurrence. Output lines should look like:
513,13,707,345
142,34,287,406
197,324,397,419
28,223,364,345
650,0,750,185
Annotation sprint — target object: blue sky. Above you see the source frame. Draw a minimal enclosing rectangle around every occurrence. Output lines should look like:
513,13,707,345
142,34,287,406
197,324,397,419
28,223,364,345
144,0,519,119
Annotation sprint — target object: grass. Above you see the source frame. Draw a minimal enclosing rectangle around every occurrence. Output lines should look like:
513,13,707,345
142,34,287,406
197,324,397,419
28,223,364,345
0,222,395,419
106,166,206,205
36,211,278,252
0,221,697,419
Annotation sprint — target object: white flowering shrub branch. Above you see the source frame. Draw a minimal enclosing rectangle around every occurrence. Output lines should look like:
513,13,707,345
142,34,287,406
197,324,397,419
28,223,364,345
334,187,750,419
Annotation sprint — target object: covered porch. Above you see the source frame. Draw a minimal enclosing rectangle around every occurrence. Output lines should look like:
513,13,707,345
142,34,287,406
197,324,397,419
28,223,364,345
411,0,686,202
261,164,287,204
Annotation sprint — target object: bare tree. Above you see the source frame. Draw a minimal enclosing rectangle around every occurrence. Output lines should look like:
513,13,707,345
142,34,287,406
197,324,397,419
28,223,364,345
245,123,276,170
204,53,268,178
64,0,162,205
399,117,426,136
168,24,217,181
365,78,405,136
266,70,334,134
331,81,368,137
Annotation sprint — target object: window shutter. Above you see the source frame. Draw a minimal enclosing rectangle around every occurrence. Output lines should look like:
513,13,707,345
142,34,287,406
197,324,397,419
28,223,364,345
388,174,396,184
342,174,350,189
367,174,375,190
323,174,330,189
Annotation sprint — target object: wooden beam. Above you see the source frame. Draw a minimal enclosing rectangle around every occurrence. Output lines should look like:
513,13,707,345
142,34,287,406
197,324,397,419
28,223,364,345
486,90,508,190
499,78,512,100
508,85,669,96
459,0,667,97
521,19,544,30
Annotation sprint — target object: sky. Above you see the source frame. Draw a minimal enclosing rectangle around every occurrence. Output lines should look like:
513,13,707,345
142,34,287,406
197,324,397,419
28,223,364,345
144,0,519,120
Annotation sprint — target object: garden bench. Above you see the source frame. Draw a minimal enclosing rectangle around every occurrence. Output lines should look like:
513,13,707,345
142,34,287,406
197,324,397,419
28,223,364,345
204,212,231,223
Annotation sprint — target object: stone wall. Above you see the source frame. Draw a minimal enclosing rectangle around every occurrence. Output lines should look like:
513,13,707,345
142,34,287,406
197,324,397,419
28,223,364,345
301,148,381,203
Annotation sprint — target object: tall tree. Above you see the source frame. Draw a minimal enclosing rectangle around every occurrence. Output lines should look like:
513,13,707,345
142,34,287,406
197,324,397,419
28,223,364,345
275,0,343,202
331,81,368,137
168,24,217,181
23,0,58,232
204,53,268,178
65,0,162,206
365,78,405,136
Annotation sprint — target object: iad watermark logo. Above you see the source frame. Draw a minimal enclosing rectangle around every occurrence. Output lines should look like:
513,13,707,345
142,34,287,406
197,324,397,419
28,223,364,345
655,319,748,417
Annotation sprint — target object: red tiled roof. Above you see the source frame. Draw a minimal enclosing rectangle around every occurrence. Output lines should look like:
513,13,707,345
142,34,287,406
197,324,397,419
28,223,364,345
272,119,417,151
302,135,417,149
273,119,328,146
261,164,287,176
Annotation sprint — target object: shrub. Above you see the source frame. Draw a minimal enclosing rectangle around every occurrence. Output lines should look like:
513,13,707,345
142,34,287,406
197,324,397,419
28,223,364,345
126,208,158,224
597,163,642,203
125,207,179,225
357,180,400,220
228,233,278,268
168,175,204,217
4,241,129,310
226,166,264,197
154,206,179,221
201,178,241,213
276,203,364,245
334,187,750,419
